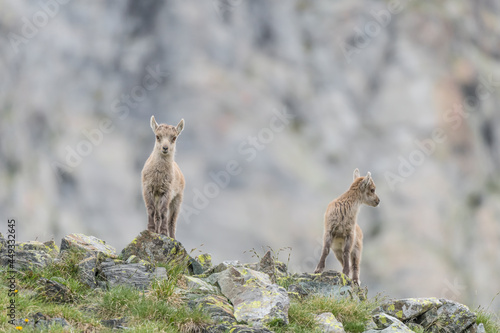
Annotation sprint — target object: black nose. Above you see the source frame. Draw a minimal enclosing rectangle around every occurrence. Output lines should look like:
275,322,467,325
162,146,168,152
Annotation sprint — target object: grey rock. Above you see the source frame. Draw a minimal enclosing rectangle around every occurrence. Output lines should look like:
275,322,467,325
216,266,290,327
100,262,155,290
375,297,443,321
421,299,477,333
189,256,205,275
37,278,73,303
1,250,53,270
209,325,274,333
314,312,345,333
364,313,413,333
287,283,308,299
101,317,127,329
185,275,220,295
60,233,117,257
189,295,237,325
292,270,363,300
17,241,59,258
121,230,200,274
196,253,213,271
78,253,98,288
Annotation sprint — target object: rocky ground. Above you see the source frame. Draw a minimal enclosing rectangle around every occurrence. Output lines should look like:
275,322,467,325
1,232,497,332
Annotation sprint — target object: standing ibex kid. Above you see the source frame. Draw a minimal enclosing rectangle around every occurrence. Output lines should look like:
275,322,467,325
314,169,380,285
142,116,185,239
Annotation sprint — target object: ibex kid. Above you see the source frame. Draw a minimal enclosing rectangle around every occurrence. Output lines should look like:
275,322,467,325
142,116,185,239
314,169,380,285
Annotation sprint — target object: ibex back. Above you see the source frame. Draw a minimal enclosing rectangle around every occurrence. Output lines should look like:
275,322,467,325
141,116,185,239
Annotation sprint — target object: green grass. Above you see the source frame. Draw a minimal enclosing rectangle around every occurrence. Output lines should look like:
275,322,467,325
271,295,379,333
0,251,212,333
476,307,500,333
2,249,500,333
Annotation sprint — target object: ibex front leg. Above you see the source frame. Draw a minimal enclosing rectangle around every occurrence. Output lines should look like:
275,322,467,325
158,194,170,236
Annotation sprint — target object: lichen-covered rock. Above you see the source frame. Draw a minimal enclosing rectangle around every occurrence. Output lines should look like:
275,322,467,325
291,270,362,300
287,283,308,299
190,295,237,325
1,249,53,270
78,253,98,288
60,233,116,257
314,312,345,333
121,230,202,275
17,241,59,258
184,276,220,295
37,278,74,303
210,325,274,333
216,266,290,327
375,297,443,321
99,261,164,290
121,230,186,263
196,253,213,271
364,313,413,333
420,299,477,333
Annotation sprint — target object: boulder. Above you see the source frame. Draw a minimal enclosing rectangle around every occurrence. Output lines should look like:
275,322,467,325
189,295,237,325
289,270,363,299
420,299,477,333
99,260,166,290
1,249,53,270
184,276,220,295
375,297,443,321
207,325,273,333
364,313,413,333
121,230,201,274
77,253,98,289
196,253,213,271
36,278,74,303
17,240,59,258
314,312,345,333
60,234,116,257
216,266,290,327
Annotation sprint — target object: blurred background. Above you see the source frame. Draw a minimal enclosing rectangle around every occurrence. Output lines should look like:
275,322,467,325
1,0,499,312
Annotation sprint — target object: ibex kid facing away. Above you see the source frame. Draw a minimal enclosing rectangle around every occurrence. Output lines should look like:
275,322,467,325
314,169,380,285
142,116,185,239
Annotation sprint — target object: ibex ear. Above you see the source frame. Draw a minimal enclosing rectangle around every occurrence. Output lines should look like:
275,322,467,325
353,168,361,181
176,119,185,135
361,172,372,189
150,116,159,132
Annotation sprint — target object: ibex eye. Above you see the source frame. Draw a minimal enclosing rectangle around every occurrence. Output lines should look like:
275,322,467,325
156,135,160,141
371,189,375,193
172,137,177,142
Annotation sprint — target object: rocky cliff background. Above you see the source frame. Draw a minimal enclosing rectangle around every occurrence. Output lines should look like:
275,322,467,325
1,0,499,313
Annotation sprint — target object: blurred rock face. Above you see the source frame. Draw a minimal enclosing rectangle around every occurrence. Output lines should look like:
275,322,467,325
1,0,499,311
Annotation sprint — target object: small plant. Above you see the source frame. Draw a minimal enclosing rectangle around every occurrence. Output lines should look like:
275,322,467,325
476,306,500,333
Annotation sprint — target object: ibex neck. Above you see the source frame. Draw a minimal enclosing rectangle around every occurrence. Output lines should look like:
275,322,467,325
338,190,363,211
153,150,175,163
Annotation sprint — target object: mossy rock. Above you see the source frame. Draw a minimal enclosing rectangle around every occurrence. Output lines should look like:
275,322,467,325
60,233,116,257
